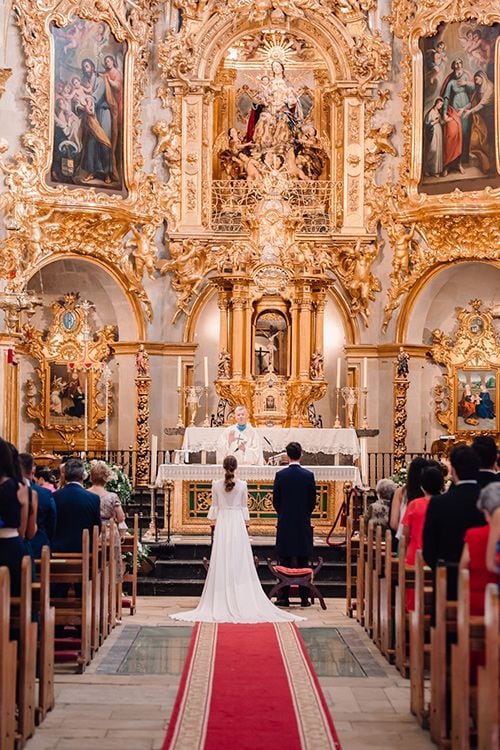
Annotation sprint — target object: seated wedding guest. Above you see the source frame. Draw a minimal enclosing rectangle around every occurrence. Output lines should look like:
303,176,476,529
365,478,396,531
423,445,485,599
20,452,56,559
35,465,57,492
0,438,31,595
472,435,500,488
390,456,429,543
52,458,101,553
88,460,125,582
486,503,500,574
402,466,444,610
216,405,264,465
460,483,500,615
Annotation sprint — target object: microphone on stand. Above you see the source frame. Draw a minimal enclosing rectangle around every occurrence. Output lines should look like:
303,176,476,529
423,431,428,453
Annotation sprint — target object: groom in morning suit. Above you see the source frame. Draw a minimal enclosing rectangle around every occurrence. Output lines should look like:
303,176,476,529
272,442,317,607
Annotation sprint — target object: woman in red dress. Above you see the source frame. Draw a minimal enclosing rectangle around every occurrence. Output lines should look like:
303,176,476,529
460,482,500,615
402,466,445,610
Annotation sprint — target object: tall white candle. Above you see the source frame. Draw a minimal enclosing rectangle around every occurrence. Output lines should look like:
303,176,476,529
336,357,341,389
204,356,209,388
177,356,181,387
362,357,368,389
150,434,158,485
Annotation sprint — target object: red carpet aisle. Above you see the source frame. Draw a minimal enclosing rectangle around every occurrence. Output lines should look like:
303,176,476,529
163,622,342,750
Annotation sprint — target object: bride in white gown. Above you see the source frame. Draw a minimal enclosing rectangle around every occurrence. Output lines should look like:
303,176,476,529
171,456,303,623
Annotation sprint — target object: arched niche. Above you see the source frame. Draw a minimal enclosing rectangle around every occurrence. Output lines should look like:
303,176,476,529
26,256,143,340
192,10,353,84
400,261,500,344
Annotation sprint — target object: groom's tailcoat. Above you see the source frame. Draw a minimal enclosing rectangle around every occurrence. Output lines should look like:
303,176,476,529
272,464,317,558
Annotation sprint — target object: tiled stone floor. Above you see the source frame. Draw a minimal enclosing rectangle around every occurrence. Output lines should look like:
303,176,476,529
25,597,435,750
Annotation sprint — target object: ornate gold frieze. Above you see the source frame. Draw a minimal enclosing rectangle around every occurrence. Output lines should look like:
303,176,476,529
0,1,168,322
429,300,500,438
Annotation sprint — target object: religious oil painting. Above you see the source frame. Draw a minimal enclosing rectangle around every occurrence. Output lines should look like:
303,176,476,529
456,369,497,432
48,363,86,423
49,18,126,193
419,21,500,195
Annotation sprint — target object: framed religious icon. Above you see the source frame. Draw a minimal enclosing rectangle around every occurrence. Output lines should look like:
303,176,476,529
49,18,127,193
430,301,500,439
456,369,497,432
418,20,500,196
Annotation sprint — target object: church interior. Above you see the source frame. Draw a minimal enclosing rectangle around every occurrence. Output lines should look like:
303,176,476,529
0,0,499,748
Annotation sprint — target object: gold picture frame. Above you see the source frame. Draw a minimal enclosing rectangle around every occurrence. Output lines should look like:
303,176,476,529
429,299,500,439
0,1,167,322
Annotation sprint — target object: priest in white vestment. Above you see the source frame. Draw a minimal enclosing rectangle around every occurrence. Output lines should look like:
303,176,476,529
216,405,264,465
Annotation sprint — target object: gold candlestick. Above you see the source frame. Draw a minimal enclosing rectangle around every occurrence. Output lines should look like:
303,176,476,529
333,387,341,428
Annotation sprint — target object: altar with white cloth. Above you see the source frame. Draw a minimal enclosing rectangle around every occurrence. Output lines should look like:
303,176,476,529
154,463,362,537
181,426,360,461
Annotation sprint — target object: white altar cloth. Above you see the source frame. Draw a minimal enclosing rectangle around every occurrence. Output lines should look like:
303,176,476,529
155,463,362,488
181,427,360,459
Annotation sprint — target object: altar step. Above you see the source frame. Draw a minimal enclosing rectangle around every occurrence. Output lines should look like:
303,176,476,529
137,541,351,598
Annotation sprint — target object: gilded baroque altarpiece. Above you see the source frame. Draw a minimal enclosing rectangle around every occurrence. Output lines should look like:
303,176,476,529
383,0,500,335
154,0,393,424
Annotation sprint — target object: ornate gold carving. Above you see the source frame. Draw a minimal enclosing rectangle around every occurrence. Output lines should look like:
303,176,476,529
135,344,151,486
393,349,410,472
0,1,166,323
20,293,116,452
384,215,500,331
380,1,500,329
0,69,12,99
429,300,500,437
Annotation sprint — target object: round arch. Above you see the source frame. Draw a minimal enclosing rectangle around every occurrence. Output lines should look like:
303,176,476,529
395,260,500,343
194,13,354,82
26,254,146,339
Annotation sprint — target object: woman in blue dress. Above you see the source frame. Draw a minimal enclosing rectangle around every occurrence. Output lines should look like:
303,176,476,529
476,385,495,420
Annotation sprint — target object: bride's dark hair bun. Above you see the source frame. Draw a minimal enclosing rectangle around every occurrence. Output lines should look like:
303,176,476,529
223,455,237,492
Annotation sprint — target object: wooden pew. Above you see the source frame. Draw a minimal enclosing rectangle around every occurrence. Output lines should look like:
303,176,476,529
409,550,433,727
394,535,414,677
477,584,499,750
355,517,366,627
107,519,117,631
0,567,17,750
32,547,55,723
121,513,139,617
10,556,38,746
379,530,398,662
89,526,101,657
371,524,385,649
364,521,376,638
345,515,358,618
430,564,458,748
50,530,92,672
451,570,497,750
99,525,110,643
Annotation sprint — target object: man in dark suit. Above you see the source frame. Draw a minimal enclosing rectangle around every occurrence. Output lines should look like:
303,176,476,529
52,458,101,553
423,445,486,599
19,452,57,558
272,442,317,607
472,435,500,488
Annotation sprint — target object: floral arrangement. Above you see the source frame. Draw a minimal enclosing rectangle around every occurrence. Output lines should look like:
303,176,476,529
123,539,151,571
84,460,132,503
390,465,408,487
